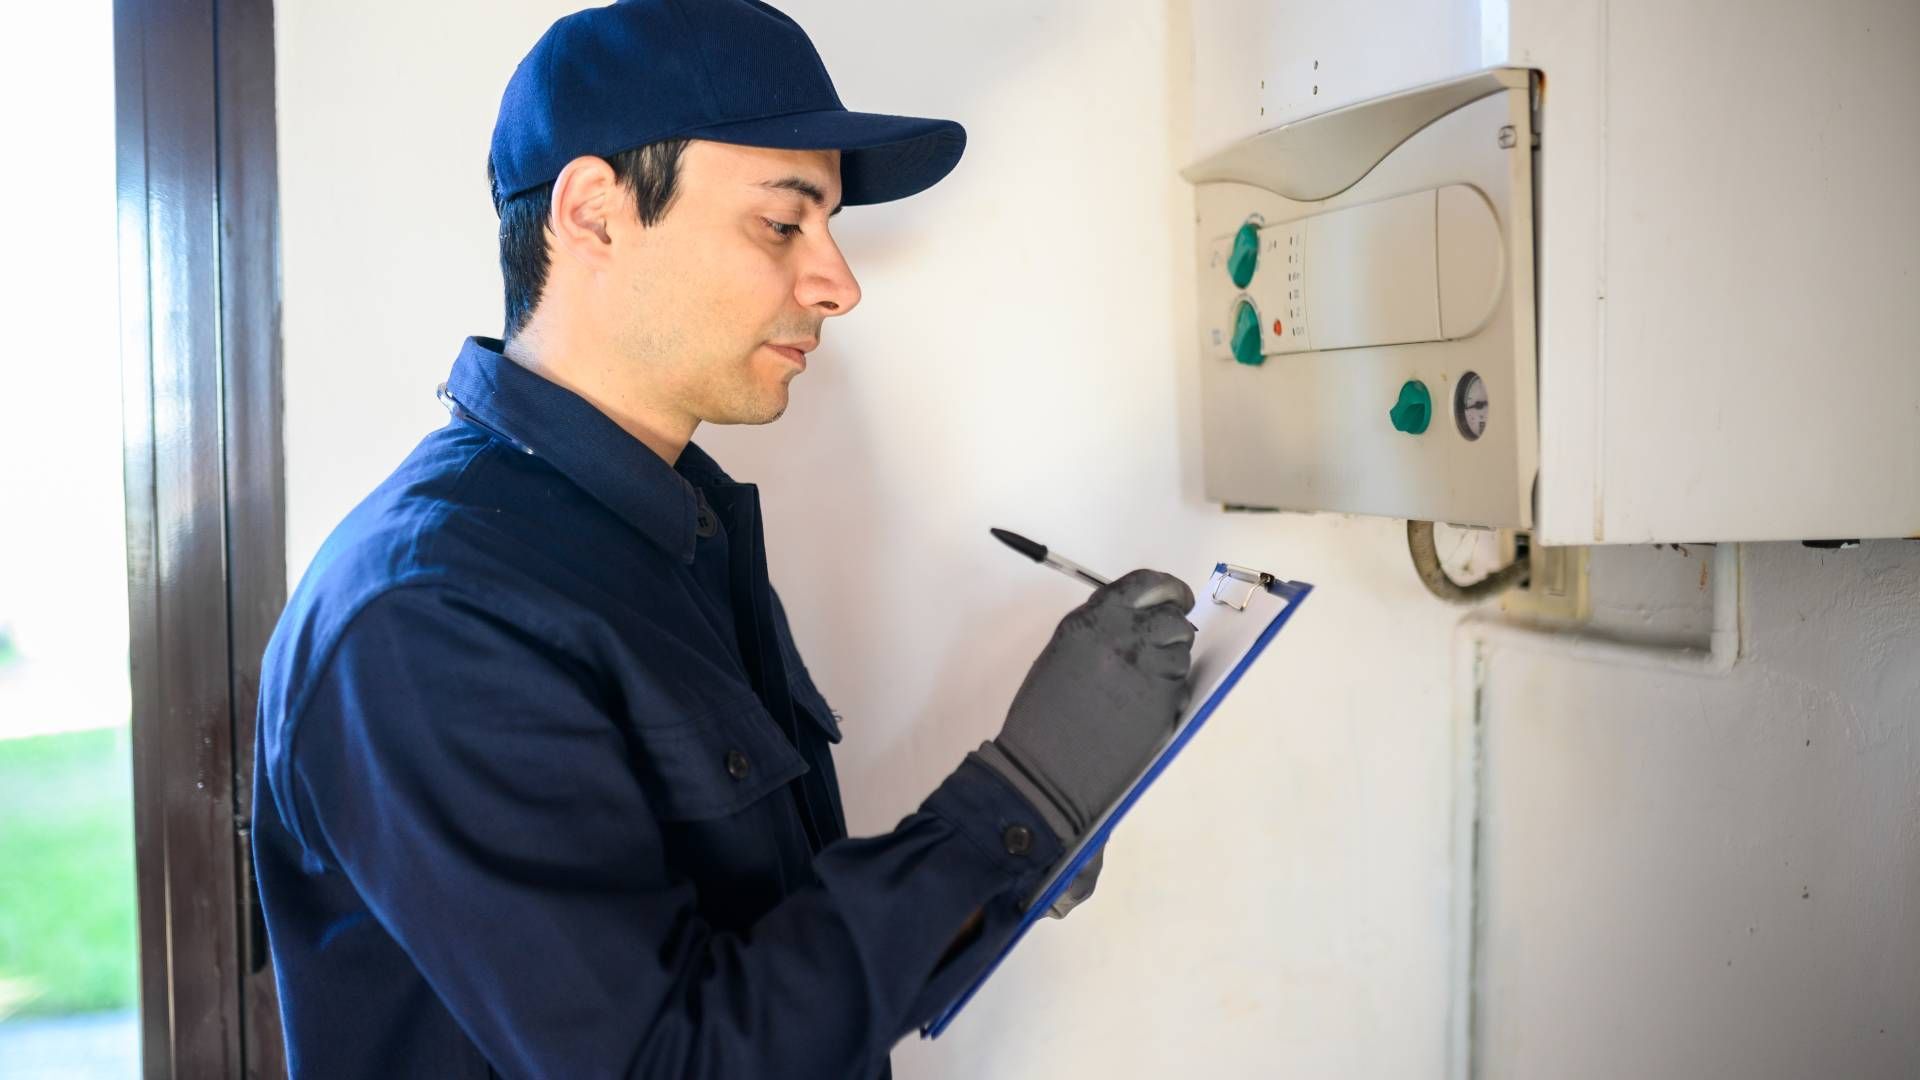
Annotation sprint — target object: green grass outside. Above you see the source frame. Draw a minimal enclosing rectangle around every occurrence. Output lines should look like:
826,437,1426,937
0,726,139,1018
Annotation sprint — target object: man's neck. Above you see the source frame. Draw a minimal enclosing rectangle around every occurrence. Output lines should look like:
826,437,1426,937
502,328,696,466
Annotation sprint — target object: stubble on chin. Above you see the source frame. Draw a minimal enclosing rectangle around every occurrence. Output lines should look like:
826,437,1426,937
701,363,792,427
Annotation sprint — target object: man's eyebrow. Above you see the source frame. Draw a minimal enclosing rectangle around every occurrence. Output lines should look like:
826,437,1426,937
758,176,844,217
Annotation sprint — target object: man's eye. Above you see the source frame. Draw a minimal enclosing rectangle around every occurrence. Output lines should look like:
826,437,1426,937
763,218,800,239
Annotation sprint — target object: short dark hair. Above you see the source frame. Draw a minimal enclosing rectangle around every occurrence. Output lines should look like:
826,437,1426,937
489,139,691,340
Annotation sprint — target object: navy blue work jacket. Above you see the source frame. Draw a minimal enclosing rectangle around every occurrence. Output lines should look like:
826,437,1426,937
251,337,1061,1079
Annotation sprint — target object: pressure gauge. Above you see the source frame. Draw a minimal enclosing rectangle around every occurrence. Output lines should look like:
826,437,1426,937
1454,371,1489,440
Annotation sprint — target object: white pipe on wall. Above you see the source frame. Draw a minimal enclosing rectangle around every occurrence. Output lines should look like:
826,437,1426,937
1446,541,1744,1078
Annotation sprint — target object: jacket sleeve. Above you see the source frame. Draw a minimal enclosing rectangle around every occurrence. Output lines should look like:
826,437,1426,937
276,584,1060,1079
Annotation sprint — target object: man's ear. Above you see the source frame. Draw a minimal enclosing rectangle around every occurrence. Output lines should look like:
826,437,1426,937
548,155,622,269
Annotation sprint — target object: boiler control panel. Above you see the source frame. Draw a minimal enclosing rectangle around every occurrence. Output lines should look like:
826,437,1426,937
1185,69,1539,529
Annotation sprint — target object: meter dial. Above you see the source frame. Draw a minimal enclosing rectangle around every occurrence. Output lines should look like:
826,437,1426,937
1454,371,1490,440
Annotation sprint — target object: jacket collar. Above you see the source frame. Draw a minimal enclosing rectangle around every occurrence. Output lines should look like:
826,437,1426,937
440,336,736,564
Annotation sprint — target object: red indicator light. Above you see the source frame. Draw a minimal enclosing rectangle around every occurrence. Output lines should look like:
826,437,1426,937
1271,319,1285,335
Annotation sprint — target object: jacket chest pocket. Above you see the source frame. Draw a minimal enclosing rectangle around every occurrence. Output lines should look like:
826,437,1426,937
628,694,812,925
627,692,808,822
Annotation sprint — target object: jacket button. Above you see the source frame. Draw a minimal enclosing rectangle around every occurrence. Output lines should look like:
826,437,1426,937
725,750,751,780
1002,824,1034,856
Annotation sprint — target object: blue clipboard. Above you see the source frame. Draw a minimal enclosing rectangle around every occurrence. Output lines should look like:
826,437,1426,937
922,565,1313,1038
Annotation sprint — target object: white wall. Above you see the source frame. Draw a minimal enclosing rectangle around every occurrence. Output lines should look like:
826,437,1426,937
279,1,1461,1076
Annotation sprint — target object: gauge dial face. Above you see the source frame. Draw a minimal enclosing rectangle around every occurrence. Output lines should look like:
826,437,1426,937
1454,371,1490,441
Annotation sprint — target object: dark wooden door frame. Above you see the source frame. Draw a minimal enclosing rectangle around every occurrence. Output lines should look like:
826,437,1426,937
115,0,287,1075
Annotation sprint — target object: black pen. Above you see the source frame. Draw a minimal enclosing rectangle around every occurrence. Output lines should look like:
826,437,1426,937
990,528,1111,589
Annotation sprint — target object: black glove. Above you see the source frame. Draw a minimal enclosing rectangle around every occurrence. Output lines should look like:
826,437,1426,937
973,569,1197,915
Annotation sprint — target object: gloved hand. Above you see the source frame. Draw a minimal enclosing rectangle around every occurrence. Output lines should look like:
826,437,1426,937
973,569,1197,915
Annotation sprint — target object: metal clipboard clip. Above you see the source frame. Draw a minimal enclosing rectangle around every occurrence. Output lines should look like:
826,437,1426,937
1208,563,1275,611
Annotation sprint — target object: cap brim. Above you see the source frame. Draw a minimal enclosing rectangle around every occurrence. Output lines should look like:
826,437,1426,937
685,110,966,206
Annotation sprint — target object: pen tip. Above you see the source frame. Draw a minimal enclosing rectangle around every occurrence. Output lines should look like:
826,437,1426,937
990,527,1047,562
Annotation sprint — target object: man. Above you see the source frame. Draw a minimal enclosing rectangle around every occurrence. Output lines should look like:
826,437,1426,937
252,1,1196,1076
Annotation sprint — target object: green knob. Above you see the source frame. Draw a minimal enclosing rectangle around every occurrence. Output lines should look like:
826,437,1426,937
1390,380,1432,434
1231,301,1264,366
1228,222,1260,288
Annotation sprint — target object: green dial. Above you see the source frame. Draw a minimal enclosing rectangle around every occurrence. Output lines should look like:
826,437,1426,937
1390,380,1433,435
1230,300,1264,366
1228,222,1260,288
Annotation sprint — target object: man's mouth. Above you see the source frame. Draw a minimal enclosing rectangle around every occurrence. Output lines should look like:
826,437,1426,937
765,340,815,369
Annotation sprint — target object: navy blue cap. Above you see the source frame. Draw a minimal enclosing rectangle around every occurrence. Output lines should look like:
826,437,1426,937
489,0,966,211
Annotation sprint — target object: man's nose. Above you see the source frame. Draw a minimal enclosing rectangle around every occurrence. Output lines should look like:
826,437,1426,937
796,235,862,317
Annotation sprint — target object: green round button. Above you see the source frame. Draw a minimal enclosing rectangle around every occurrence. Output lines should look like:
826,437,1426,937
1227,222,1260,288
1390,380,1432,434
1230,300,1264,366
